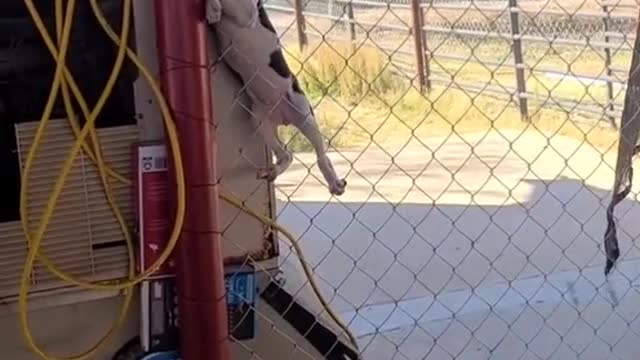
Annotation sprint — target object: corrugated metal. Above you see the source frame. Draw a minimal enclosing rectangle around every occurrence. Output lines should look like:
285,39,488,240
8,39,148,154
0,120,138,300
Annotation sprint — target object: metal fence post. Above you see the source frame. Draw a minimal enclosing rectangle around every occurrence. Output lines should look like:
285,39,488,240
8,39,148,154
508,0,529,121
294,0,308,52
602,3,617,128
153,0,230,359
419,2,432,91
410,0,428,93
346,0,357,46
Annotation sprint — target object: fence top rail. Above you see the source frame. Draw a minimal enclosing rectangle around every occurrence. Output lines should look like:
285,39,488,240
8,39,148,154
274,0,639,22
313,13,413,32
322,0,638,16
423,6,638,22
436,3,634,21
516,7,638,20
422,2,508,12
601,0,640,8
264,4,294,13
333,0,411,10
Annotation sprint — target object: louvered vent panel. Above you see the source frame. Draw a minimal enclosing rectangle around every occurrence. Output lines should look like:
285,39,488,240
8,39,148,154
0,120,138,299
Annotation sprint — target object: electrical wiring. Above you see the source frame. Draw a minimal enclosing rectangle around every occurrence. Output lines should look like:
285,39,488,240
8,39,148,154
18,0,185,358
17,0,359,358
19,0,183,292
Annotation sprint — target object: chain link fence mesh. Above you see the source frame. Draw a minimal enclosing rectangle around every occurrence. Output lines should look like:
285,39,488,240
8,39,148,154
214,0,640,359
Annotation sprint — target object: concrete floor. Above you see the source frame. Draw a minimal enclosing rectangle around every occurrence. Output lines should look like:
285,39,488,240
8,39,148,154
272,130,640,359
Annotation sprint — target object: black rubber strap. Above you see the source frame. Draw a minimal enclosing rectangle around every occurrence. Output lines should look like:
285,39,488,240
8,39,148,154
260,281,360,360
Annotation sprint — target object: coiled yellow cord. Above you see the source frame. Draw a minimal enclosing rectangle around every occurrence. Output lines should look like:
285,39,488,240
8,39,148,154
19,0,185,358
19,0,358,358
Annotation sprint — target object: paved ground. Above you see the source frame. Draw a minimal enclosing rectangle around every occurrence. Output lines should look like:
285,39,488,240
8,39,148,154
272,129,640,359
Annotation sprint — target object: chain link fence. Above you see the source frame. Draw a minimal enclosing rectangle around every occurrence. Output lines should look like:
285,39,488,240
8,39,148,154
266,0,639,124
213,0,640,359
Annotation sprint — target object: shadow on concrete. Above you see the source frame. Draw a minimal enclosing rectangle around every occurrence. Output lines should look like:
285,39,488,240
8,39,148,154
275,177,640,359
276,176,640,312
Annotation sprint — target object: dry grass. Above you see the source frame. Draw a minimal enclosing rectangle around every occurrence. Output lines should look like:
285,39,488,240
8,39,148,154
278,39,621,155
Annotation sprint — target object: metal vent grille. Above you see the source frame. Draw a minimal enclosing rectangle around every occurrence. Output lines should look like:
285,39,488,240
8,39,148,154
0,120,138,300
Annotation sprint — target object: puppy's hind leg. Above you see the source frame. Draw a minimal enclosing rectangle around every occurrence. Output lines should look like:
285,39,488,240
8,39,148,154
301,121,346,196
251,103,293,182
286,92,346,196
258,122,292,181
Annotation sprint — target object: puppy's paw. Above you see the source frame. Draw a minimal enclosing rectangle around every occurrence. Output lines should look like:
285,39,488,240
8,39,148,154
206,11,222,24
205,0,222,24
257,167,277,182
330,179,347,196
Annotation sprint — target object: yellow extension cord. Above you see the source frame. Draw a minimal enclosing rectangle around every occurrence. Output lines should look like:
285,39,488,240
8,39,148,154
17,0,359,359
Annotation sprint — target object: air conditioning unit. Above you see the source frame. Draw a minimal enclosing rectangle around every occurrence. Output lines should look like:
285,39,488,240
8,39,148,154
0,119,138,303
0,0,141,308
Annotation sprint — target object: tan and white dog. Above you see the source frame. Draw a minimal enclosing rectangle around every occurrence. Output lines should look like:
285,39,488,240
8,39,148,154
206,0,347,196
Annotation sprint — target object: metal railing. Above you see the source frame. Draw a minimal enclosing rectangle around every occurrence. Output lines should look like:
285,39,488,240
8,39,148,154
265,0,639,127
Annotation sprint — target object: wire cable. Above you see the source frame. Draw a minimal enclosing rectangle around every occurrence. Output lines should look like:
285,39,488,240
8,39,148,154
19,0,185,358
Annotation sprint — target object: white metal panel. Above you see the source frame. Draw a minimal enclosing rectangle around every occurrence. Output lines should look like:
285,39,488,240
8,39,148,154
131,0,279,265
210,36,280,265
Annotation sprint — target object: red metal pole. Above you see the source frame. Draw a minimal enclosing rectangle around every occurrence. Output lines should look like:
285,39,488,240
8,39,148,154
153,1,230,359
